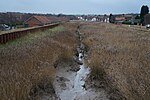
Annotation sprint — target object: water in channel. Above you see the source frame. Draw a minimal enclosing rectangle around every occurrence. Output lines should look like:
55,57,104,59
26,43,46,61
53,51,90,100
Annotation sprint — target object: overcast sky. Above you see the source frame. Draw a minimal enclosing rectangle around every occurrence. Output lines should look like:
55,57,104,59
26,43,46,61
0,0,150,14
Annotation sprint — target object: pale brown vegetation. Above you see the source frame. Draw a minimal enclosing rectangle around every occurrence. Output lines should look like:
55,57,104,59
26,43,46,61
0,22,79,99
80,22,150,100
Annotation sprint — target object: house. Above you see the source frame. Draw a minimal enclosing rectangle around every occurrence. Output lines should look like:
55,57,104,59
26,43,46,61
57,17,69,22
24,15,70,27
115,16,126,24
91,18,97,21
124,15,133,21
24,16,51,27
144,14,150,25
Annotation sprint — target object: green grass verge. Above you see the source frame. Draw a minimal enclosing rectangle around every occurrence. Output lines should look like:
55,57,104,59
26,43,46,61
0,25,65,48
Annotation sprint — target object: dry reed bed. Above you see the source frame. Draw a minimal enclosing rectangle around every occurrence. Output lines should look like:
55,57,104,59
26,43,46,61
80,22,150,100
0,22,79,100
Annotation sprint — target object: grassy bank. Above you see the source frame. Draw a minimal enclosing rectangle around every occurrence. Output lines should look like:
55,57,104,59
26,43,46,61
80,22,150,100
0,22,79,99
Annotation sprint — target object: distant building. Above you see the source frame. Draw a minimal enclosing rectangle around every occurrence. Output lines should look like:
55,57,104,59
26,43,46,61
24,16,52,27
24,15,69,27
115,17,126,21
115,16,126,24
124,15,133,21
144,14,150,25
91,18,97,21
78,17,84,21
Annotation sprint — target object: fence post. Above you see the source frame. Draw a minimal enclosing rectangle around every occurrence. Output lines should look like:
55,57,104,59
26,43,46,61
3,34,6,43
0,35,3,44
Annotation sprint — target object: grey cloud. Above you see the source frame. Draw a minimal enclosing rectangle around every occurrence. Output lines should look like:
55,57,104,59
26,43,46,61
0,0,150,14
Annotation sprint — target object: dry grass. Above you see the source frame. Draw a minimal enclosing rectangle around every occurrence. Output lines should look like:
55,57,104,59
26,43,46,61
80,22,150,100
0,22,79,99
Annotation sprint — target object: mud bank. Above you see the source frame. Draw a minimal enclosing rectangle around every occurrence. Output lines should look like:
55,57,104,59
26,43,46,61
52,58,108,100
40,24,120,100
49,27,109,100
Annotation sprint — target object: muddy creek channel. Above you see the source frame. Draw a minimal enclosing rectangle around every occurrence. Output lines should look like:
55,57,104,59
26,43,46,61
51,30,109,100
53,50,90,100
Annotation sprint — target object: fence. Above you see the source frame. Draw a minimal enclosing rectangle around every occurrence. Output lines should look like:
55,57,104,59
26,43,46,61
0,23,59,44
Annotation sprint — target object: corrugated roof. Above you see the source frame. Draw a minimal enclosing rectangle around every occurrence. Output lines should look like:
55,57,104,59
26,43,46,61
24,15,69,25
115,17,125,21
34,16,50,24
47,16,60,22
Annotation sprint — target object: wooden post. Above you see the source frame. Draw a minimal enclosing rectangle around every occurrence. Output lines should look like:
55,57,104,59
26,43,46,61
0,35,3,44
